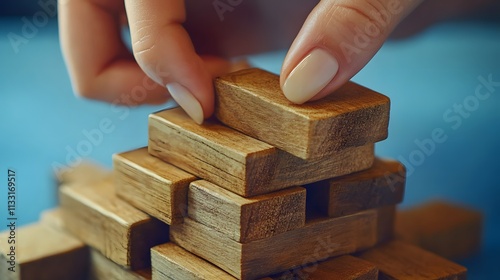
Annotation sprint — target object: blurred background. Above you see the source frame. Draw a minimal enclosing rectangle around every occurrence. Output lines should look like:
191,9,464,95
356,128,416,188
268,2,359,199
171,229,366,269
1,1,499,278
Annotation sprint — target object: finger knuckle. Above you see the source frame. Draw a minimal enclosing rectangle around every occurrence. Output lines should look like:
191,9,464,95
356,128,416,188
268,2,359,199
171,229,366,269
334,0,395,36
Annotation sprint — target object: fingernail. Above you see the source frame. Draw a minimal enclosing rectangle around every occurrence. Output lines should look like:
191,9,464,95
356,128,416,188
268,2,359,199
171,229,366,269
283,49,339,104
166,82,204,124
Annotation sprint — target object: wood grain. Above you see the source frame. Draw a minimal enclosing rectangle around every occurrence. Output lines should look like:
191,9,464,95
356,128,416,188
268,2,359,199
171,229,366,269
113,147,197,225
306,158,405,218
170,210,379,279
188,180,306,242
151,243,237,280
149,108,374,197
214,68,390,160
395,200,482,260
40,208,151,280
89,250,152,280
269,255,378,280
59,179,169,270
0,223,89,280
357,240,467,280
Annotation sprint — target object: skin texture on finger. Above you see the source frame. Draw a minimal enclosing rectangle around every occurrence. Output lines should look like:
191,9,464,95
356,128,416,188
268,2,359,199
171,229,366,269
280,0,423,103
58,0,168,105
124,0,231,119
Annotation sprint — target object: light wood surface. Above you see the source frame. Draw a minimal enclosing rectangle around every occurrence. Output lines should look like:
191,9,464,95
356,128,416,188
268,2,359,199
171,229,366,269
0,223,89,280
395,201,482,260
149,108,374,197
55,160,110,185
89,250,152,280
40,208,151,280
214,68,390,160
357,240,467,280
114,147,197,225
59,179,169,269
306,158,405,218
188,180,306,242
270,255,378,280
170,210,379,279
152,243,237,280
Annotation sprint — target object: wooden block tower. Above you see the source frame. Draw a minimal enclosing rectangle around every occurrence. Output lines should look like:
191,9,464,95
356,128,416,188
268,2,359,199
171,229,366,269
1,68,473,280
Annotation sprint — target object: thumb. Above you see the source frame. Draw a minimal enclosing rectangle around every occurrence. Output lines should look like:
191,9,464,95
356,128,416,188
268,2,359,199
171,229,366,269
280,0,422,104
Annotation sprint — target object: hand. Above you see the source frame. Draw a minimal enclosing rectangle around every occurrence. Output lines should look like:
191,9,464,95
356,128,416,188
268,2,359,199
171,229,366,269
59,0,498,124
279,0,499,104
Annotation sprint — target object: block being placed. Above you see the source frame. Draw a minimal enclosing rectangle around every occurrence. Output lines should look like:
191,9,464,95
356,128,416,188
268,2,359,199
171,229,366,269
188,180,306,242
114,147,197,225
0,223,89,280
306,158,405,218
214,68,390,160
59,179,169,270
270,255,378,280
357,240,467,280
170,210,379,279
395,200,482,260
149,108,374,197
151,243,236,280
40,208,151,280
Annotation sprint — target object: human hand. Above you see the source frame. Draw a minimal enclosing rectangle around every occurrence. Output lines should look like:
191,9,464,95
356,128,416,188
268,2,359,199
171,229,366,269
59,0,498,124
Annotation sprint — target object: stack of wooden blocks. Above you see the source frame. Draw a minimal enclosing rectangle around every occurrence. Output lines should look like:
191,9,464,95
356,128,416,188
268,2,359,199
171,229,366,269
1,69,476,279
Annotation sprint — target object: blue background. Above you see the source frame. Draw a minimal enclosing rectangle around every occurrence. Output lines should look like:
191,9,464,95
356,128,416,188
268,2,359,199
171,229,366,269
1,11,499,279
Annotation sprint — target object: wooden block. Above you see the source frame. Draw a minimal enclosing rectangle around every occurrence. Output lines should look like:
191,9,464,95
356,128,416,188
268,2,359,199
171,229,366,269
214,68,390,159
357,240,467,280
306,158,405,218
40,208,66,230
170,210,379,279
149,108,374,197
376,205,396,243
89,250,152,280
113,147,197,225
40,208,151,280
270,255,378,280
0,223,89,280
59,179,169,270
395,201,482,260
188,180,306,242
151,243,236,280
55,160,110,185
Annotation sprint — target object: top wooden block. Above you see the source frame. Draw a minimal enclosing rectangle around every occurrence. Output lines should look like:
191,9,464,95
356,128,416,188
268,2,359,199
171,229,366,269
214,68,390,160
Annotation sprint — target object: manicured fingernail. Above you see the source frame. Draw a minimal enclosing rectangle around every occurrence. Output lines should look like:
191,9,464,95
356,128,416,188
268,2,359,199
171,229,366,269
283,49,339,104
166,82,204,125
